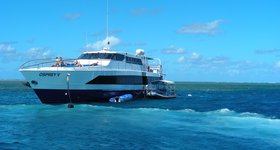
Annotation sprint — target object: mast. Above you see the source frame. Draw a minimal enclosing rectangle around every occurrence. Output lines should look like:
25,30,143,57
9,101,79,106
105,0,110,50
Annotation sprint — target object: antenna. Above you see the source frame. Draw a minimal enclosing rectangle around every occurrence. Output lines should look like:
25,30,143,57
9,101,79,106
106,0,110,50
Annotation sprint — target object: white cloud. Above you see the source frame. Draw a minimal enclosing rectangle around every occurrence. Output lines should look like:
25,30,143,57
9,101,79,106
0,43,16,54
177,56,185,63
85,36,121,51
176,52,229,69
0,42,52,62
0,44,17,61
176,51,279,78
190,52,201,60
190,55,229,68
162,45,185,54
64,13,81,20
178,19,223,35
24,48,52,59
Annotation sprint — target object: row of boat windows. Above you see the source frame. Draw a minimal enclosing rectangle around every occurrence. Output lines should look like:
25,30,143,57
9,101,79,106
78,53,143,65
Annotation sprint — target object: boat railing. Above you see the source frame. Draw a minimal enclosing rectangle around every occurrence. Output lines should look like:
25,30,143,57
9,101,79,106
19,58,162,73
147,58,162,74
19,58,77,69
147,82,176,96
149,65,162,74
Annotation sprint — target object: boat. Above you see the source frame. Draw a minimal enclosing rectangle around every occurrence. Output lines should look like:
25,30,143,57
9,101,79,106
19,49,164,103
19,2,171,104
146,80,176,99
109,94,133,103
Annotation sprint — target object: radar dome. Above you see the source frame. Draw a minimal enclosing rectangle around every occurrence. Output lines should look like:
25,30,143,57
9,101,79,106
136,49,145,56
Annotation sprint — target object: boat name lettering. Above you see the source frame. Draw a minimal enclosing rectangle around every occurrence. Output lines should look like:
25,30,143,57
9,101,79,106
39,73,61,77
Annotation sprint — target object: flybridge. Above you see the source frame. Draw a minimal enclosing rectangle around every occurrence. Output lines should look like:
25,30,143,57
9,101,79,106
79,53,143,65
19,50,162,73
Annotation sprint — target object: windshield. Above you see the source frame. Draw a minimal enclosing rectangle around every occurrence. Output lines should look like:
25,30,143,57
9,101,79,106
78,53,125,61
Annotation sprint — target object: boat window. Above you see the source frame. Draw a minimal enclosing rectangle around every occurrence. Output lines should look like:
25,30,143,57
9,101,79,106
78,53,125,61
78,53,100,59
126,56,143,65
90,53,100,59
99,53,113,59
114,54,125,61
78,54,91,59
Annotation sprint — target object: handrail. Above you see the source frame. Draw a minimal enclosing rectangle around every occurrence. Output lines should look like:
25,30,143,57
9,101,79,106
19,58,54,69
19,58,163,75
19,58,77,69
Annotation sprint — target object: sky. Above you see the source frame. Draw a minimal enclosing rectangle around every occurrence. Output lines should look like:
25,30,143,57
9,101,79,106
0,0,280,82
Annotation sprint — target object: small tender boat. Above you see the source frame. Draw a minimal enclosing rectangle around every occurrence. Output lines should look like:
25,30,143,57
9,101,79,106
109,94,133,103
146,80,176,99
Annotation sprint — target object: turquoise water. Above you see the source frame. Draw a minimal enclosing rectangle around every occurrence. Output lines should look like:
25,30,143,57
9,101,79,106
1,81,280,149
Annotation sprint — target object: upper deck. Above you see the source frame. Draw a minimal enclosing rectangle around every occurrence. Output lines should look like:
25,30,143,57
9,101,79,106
19,50,163,75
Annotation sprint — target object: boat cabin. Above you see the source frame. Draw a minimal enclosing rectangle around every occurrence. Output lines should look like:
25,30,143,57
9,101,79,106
146,80,176,99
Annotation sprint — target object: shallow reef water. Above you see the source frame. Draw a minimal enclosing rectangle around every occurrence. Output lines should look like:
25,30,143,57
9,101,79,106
0,81,280,149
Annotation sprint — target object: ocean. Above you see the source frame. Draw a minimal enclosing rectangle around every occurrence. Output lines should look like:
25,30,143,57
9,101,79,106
0,81,280,149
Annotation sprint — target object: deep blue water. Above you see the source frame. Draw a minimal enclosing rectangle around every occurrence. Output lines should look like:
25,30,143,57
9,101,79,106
1,81,280,149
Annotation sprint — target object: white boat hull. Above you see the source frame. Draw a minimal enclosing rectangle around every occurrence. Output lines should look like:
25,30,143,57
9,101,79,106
20,68,162,103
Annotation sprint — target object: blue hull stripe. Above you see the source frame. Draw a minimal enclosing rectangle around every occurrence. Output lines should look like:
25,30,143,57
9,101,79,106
86,75,162,85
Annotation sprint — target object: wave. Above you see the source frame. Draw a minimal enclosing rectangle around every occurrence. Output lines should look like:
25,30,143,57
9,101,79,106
1,104,280,144
1,104,279,124
132,107,272,119
0,104,274,116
